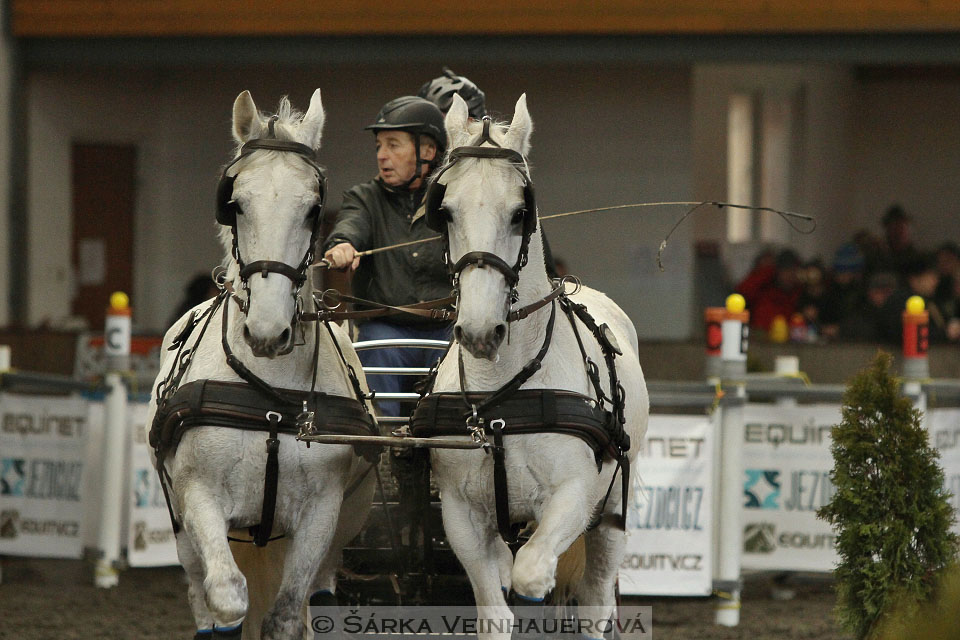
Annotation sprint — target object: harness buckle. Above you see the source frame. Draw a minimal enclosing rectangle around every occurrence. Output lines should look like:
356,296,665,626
296,401,316,438
465,405,489,450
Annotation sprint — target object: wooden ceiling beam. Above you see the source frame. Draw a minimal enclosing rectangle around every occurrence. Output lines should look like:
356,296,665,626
12,1,960,38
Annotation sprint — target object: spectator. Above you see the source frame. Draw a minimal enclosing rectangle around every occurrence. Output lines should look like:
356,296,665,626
838,271,896,342
736,248,803,332
820,242,866,339
934,241,960,304
797,260,828,340
878,253,960,344
877,204,922,284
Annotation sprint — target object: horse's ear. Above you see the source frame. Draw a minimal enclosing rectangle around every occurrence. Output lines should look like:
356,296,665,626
299,88,325,150
504,94,533,155
445,94,472,149
233,90,262,142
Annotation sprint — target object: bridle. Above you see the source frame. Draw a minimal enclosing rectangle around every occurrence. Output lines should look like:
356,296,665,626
424,117,537,309
216,116,327,316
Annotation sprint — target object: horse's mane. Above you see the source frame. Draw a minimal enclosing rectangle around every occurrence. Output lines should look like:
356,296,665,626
216,97,310,274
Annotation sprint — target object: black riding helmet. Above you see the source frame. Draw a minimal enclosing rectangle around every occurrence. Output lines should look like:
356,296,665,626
418,67,487,119
366,96,446,189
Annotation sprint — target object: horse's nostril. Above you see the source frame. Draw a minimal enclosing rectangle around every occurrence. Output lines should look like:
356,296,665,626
279,327,291,345
453,325,464,344
493,324,507,343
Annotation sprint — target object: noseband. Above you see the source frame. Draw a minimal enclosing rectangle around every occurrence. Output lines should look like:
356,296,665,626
216,116,328,313
425,117,537,306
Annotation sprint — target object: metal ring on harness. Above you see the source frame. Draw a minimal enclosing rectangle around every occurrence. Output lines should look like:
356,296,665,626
560,274,582,296
319,288,343,310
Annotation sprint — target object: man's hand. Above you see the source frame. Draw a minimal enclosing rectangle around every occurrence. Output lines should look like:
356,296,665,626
324,242,360,271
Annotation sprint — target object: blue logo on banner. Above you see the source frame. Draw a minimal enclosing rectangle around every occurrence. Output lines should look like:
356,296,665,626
134,469,151,507
744,469,780,509
1,458,26,496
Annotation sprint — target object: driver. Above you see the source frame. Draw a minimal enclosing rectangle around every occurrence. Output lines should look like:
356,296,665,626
322,96,451,418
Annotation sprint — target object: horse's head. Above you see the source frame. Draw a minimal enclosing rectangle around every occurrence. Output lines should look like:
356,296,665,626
218,89,326,357
430,94,536,360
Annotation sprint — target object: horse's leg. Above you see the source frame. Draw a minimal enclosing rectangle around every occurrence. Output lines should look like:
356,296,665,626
512,480,592,600
178,481,248,633
260,494,345,640
176,531,216,638
306,466,376,608
441,494,514,640
572,524,625,639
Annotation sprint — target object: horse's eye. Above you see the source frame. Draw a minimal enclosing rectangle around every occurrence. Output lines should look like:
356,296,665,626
511,208,527,225
439,207,453,223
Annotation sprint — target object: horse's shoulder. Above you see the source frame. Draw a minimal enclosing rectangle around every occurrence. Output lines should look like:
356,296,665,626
568,286,638,351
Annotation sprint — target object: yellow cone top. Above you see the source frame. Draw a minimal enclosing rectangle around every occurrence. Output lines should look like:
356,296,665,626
109,291,130,311
726,293,746,314
905,295,925,315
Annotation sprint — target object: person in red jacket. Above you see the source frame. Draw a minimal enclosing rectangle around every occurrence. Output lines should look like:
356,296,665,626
736,248,803,331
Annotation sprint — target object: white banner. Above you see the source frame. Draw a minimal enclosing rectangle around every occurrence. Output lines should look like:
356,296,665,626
620,414,715,596
928,408,960,536
0,393,89,558
127,401,179,567
740,403,840,572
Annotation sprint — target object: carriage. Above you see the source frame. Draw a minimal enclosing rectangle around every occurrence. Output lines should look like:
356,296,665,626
147,89,647,639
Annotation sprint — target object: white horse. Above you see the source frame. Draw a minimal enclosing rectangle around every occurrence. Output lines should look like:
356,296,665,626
146,89,376,639
422,94,649,638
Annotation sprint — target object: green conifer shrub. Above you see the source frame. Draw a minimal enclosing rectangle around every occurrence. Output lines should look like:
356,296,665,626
817,352,958,639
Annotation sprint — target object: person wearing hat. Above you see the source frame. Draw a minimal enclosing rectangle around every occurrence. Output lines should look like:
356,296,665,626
878,204,922,284
322,96,452,418
819,242,866,339
418,67,487,119
417,67,563,279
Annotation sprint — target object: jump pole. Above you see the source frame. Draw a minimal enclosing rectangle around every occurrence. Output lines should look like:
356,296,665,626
95,292,131,588
715,294,748,626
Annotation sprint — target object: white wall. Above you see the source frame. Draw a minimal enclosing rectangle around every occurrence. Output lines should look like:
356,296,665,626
0,2,13,325
28,62,959,340
850,73,960,251
691,64,856,281
24,64,694,337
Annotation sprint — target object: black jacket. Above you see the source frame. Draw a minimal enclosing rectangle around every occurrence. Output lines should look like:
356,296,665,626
324,178,451,326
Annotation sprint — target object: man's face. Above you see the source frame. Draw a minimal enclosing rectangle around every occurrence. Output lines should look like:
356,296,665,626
375,131,436,188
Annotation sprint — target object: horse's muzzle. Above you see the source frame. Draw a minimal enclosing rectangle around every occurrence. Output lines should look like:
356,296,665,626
242,323,293,358
454,323,507,361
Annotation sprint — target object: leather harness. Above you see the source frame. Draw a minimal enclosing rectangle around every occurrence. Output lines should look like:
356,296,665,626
410,123,632,544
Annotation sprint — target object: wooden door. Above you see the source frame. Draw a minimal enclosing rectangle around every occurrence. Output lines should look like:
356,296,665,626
71,144,137,330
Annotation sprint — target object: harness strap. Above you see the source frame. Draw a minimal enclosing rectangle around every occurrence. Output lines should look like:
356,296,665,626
490,419,522,544
302,290,456,323
458,301,557,418
220,293,299,408
239,260,307,286
152,294,224,538
253,411,282,547
452,251,520,288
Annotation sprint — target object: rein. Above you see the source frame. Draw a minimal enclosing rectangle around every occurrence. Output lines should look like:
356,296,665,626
301,277,566,325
